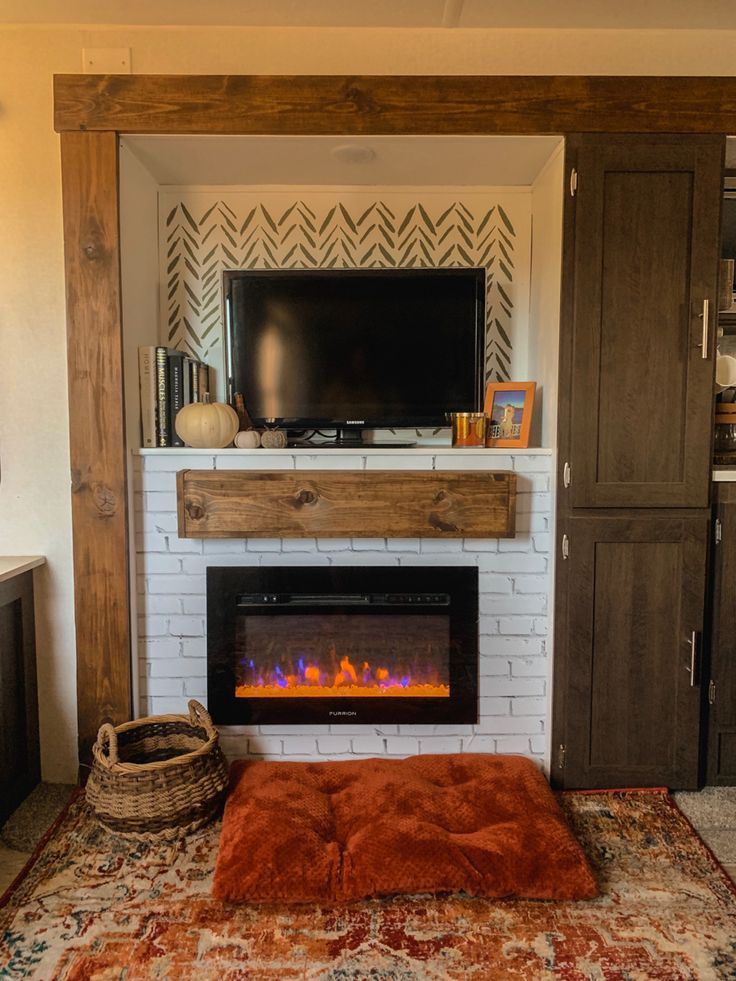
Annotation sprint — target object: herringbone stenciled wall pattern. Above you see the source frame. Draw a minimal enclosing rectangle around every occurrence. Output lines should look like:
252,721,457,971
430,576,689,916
158,190,531,403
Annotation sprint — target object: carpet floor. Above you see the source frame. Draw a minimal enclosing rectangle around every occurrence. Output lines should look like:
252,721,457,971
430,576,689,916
1,789,735,980
675,787,736,881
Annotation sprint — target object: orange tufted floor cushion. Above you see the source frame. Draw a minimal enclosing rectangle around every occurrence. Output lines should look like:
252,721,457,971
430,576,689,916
212,754,598,904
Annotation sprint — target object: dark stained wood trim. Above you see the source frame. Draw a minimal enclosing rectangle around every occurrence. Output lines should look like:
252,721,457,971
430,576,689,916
707,479,736,784
60,131,132,769
177,469,517,539
54,74,736,136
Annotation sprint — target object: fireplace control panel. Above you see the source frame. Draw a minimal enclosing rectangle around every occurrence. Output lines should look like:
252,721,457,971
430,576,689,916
237,593,451,607
385,594,449,605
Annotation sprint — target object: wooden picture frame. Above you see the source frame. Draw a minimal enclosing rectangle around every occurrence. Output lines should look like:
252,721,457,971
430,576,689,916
484,381,536,448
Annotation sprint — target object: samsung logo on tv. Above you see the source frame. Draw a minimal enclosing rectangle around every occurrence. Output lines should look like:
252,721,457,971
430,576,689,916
346,420,365,425
329,711,357,717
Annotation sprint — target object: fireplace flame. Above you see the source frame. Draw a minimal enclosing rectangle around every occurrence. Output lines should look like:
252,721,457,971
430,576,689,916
335,655,358,687
236,645,449,698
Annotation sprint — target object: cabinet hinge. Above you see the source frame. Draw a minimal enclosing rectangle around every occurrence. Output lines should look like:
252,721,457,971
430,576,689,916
561,533,569,560
569,168,578,197
557,744,566,770
715,518,722,546
709,679,717,705
563,461,572,488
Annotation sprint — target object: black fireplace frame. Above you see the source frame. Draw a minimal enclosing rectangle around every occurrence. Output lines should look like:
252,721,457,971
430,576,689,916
207,566,478,725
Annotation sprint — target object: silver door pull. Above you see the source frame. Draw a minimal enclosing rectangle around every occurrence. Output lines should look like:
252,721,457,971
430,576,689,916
698,299,710,360
688,631,698,687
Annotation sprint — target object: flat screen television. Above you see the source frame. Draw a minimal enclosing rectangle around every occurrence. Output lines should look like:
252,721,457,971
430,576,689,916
223,267,485,442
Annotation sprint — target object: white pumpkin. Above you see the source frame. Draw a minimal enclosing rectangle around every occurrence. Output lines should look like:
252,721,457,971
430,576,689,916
175,397,239,448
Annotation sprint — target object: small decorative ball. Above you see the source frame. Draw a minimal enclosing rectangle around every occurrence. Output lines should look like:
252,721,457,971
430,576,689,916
174,399,239,448
260,429,288,449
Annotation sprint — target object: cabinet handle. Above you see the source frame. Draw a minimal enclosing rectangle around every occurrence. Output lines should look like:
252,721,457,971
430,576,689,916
699,299,710,359
688,631,699,687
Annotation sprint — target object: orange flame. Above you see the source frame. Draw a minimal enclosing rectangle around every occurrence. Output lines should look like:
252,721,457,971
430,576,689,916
334,655,358,687
236,643,449,697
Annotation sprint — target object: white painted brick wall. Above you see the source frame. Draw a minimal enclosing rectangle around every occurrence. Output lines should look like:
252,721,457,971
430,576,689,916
133,448,554,769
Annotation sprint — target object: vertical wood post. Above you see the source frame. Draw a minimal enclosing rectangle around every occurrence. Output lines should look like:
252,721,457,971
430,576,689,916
60,131,131,770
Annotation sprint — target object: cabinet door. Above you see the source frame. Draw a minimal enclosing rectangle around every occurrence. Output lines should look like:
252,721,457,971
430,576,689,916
708,485,736,785
567,137,722,509
555,515,708,790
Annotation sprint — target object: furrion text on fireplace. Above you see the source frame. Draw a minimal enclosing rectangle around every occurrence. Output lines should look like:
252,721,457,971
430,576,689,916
207,567,479,725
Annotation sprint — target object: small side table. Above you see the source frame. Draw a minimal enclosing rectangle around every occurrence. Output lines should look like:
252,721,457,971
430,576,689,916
0,556,45,824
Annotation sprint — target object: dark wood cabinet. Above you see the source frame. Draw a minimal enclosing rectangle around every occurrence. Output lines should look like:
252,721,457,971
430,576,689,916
565,137,722,510
707,482,736,785
553,135,724,790
556,514,709,790
0,571,41,823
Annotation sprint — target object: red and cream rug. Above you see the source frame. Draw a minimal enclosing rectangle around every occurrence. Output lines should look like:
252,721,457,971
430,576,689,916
1,789,735,979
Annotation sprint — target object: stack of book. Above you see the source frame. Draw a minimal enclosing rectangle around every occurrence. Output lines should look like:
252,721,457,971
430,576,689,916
138,346,212,448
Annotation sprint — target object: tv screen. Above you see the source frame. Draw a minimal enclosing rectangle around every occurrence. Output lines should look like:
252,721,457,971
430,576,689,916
223,268,484,431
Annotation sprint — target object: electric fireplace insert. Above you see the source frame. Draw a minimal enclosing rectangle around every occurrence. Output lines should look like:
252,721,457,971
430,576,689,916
207,566,478,725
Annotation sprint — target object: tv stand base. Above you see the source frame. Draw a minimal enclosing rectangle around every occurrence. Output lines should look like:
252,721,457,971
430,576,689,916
288,427,417,449
287,438,418,449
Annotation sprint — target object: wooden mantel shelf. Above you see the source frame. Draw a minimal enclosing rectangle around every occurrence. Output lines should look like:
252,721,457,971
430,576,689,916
177,469,517,539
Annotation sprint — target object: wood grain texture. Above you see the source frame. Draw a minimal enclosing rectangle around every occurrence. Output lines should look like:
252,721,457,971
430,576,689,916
568,136,722,508
53,74,736,135
60,132,132,768
707,482,736,784
552,138,721,789
177,470,516,539
562,514,708,790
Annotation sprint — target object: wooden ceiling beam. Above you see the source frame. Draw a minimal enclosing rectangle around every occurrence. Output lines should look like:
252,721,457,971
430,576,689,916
54,73,736,136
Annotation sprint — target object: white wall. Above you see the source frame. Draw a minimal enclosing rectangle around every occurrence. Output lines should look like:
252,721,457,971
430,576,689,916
119,141,161,719
1,30,78,781
3,23,735,780
120,142,160,456
529,143,565,448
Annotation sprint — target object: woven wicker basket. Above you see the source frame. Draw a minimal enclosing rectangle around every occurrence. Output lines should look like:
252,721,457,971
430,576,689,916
86,700,229,840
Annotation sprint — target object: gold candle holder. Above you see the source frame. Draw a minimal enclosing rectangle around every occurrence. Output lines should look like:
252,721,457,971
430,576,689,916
450,412,487,447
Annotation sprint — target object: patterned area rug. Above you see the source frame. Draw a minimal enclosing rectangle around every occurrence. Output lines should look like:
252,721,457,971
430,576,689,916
1,789,735,980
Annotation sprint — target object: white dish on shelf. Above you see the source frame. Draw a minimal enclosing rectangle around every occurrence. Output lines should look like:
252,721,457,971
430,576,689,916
716,354,736,390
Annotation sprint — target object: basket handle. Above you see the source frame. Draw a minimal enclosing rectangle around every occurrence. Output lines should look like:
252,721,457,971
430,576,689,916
96,722,119,765
188,699,216,738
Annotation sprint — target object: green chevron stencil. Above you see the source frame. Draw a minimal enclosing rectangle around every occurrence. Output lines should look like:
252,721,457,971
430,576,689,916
160,191,528,394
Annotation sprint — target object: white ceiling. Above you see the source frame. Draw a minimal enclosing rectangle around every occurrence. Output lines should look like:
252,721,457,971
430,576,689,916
122,134,563,187
6,0,736,29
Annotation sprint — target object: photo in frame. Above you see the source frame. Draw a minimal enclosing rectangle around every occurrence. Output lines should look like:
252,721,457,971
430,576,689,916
483,381,536,448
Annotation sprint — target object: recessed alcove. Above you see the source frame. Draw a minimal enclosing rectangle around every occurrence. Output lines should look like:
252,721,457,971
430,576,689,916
119,132,565,451
121,131,563,767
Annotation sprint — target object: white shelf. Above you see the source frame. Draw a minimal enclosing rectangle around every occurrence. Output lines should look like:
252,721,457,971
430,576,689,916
134,446,553,456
